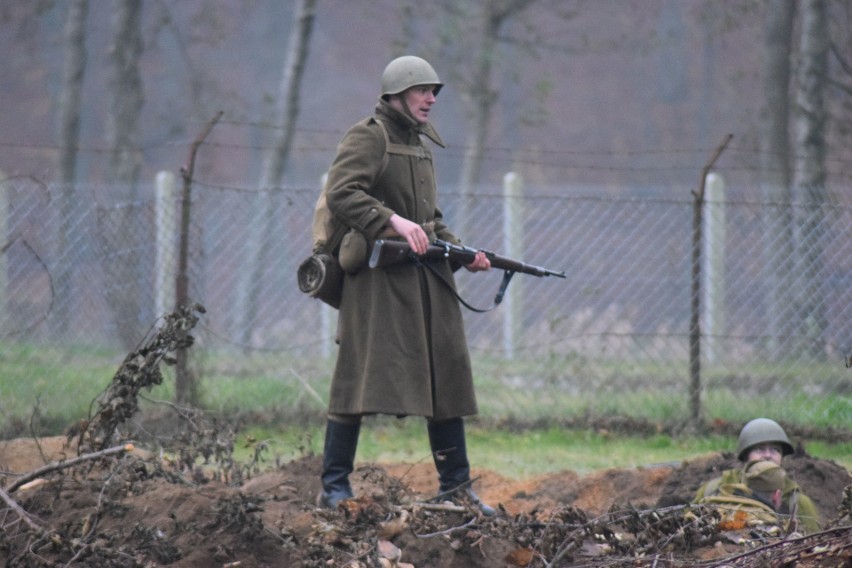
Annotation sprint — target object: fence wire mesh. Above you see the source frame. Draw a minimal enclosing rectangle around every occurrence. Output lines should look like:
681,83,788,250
1,174,850,438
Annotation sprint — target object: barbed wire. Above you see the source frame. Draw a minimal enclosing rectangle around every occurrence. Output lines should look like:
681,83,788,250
2,136,848,165
3,170,850,208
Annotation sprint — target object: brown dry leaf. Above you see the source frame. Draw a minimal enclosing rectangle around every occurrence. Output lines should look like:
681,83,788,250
505,547,536,566
718,510,748,531
378,510,410,540
339,498,362,516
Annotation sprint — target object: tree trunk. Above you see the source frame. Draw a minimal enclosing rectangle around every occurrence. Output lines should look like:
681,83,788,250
238,0,317,346
58,0,87,186
104,0,145,351
793,0,829,358
456,0,534,232
259,0,316,190
53,0,88,337
105,0,143,189
759,0,795,361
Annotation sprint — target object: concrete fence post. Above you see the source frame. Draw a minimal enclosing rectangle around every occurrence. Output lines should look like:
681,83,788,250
702,172,726,364
503,172,523,358
155,170,178,318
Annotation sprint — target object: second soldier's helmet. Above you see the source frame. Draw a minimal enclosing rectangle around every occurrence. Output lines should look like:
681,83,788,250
381,56,443,99
736,418,794,461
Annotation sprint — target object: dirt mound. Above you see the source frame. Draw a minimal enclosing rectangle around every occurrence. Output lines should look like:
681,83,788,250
1,437,850,567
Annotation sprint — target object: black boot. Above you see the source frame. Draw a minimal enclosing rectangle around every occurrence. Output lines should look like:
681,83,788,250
427,417,496,516
318,419,360,509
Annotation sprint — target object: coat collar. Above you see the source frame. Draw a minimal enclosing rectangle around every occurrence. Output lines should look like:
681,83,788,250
375,99,445,148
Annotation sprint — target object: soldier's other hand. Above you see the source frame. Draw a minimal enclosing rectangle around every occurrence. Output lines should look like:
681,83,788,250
464,251,490,272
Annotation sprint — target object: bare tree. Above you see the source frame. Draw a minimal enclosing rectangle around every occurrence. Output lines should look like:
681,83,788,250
53,0,88,336
447,0,537,229
237,0,317,346
105,0,143,189
793,0,829,358
826,1,852,164
57,0,87,187
104,0,145,350
759,0,796,361
258,0,317,190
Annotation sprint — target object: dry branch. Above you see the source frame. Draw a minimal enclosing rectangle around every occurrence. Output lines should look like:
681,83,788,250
83,303,205,451
5,443,134,494
414,502,468,514
0,485,47,535
704,525,852,567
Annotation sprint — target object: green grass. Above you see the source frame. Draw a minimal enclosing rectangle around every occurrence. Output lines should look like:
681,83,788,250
470,355,852,429
0,344,121,433
238,417,852,478
1,343,849,476
701,389,852,430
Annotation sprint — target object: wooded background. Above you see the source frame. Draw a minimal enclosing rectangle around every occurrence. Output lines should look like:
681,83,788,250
0,0,850,436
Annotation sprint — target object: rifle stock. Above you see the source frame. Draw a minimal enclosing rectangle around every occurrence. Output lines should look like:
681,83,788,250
369,238,566,279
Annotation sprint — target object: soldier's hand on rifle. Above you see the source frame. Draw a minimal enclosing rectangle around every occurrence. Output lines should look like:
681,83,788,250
389,214,429,254
464,251,491,272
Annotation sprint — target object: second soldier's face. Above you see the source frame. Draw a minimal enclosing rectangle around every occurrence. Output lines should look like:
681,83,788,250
401,85,437,124
747,443,784,465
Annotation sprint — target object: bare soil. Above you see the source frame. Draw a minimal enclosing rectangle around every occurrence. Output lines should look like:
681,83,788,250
5,309,848,566
1,436,850,567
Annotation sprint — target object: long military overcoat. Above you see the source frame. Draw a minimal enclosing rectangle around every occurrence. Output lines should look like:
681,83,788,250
324,100,478,419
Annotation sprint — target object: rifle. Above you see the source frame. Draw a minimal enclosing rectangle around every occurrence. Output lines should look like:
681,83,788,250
369,238,565,312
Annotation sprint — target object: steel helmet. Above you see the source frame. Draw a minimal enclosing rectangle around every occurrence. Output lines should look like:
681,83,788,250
381,56,443,98
735,418,793,461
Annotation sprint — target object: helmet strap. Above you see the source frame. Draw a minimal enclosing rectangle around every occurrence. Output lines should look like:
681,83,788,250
387,92,416,121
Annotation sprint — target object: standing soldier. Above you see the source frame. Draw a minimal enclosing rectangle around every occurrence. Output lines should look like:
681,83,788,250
317,55,495,516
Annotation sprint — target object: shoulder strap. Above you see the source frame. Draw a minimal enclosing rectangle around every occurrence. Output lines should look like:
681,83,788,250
374,118,429,172
321,118,428,255
374,118,392,179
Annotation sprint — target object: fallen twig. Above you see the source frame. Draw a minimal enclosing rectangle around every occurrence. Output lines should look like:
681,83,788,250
705,525,852,567
545,539,577,568
415,502,468,513
412,516,477,538
0,485,47,535
6,443,134,494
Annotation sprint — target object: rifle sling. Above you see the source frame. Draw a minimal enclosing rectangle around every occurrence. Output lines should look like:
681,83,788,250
414,255,516,313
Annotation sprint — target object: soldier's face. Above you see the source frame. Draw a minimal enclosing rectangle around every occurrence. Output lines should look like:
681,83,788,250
400,85,437,124
747,443,783,465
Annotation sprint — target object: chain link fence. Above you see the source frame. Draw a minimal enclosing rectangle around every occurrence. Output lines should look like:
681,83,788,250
1,173,850,438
